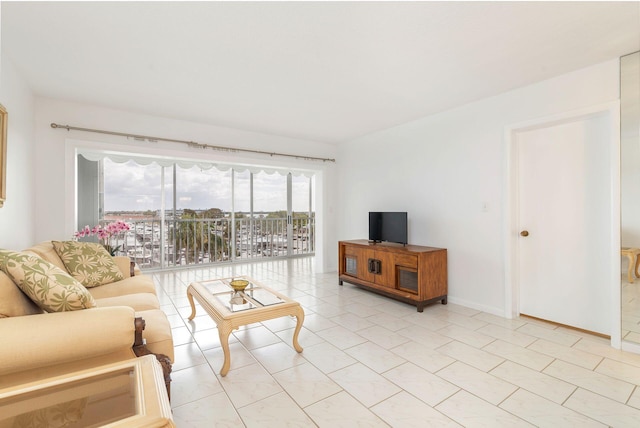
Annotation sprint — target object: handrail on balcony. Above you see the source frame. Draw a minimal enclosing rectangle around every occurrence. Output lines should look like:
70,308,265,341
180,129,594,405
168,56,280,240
103,216,315,270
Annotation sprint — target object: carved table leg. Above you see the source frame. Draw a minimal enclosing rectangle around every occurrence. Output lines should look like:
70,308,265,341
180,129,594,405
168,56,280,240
291,307,305,353
187,288,198,320
218,322,233,377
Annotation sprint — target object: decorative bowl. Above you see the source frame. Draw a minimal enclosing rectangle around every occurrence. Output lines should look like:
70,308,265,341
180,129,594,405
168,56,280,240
229,279,249,292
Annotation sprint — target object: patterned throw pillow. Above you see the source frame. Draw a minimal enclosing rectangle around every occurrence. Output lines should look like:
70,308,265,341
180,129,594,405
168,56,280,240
0,250,96,312
52,241,125,288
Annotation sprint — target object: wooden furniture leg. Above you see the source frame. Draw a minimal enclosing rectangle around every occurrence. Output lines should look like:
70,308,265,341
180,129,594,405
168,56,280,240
133,317,172,400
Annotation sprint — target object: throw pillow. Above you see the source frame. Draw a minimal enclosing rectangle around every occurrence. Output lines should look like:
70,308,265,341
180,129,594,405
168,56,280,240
52,241,125,288
0,250,96,312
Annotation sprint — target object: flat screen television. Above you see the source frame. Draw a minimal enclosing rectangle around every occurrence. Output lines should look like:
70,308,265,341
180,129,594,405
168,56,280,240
369,212,408,245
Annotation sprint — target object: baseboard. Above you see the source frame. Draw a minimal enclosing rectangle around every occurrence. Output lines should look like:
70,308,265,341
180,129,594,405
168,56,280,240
446,296,504,318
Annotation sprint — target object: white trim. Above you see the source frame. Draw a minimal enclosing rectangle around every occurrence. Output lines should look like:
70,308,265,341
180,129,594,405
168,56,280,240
504,101,621,348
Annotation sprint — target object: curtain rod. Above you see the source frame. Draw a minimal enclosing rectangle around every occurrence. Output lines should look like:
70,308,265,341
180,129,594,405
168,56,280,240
50,123,336,163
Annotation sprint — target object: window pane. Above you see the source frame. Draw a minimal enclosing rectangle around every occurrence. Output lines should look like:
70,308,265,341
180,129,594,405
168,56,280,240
103,158,162,216
175,165,231,214
253,171,287,214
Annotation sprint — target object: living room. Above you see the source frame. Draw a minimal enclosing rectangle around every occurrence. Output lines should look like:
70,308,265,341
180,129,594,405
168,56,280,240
1,1,640,426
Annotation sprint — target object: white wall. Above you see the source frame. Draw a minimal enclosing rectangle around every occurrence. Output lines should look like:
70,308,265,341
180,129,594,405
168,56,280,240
32,98,338,271
0,53,35,249
337,59,620,316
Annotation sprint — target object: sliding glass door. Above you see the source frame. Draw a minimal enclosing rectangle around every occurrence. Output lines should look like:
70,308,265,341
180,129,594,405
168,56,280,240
76,154,315,269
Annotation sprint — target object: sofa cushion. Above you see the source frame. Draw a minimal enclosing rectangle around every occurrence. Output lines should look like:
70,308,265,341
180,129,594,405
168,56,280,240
52,241,125,287
94,292,161,312
88,275,157,299
0,250,96,312
0,271,43,317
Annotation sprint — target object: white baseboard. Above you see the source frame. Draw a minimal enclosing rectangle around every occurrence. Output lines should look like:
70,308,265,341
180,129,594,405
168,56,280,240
446,296,505,318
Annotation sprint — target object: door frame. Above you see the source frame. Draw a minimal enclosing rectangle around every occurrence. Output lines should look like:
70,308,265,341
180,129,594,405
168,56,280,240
503,101,621,347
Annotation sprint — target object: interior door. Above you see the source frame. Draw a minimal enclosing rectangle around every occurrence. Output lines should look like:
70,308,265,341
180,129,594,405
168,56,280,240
517,114,611,335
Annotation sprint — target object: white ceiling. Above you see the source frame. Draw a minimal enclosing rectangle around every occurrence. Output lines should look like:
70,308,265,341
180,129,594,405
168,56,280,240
2,1,639,144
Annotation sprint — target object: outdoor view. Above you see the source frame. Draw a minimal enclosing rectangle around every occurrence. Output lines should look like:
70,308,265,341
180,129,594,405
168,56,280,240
81,157,315,269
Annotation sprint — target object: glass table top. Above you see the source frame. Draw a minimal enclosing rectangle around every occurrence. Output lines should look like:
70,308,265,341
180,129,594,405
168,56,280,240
200,278,285,312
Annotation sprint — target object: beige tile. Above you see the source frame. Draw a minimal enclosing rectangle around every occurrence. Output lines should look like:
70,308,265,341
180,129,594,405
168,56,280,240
344,341,406,373
305,391,389,428
356,324,412,349
250,341,306,373
218,362,283,408
564,388,640,426
302,341,358,374
490,360,576,404
398,324,453,349
372,391,463,427
172,391,244,428
193,327,239,351
437,361,518,405
260,314,299,332
171,363,224,408
477,323,537,347
203,341,257,374
483,339,554,371
543,360,635,403
436,324,496,348
365,312,413,331
528,339,603,369
238,391,316,427
232,324,283,350
437,340,504,372
500,389,606,427
329,362,401,407
390,341,456,373
627,387,640,409
302,312,338,332
272,362,342,408
472,312,527,329
573,338,640,368
595,358,640,385
171,325,196,346
276,325,325,348
329,312,376,332
431,309,489,330
435,390,534,427
383,362,459,406
172,341,208,371
404,311,451,331
315,325,368,350
517,323,580,346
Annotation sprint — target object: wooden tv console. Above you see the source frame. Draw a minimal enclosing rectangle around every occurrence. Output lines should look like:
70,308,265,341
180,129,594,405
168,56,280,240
338,240,447,312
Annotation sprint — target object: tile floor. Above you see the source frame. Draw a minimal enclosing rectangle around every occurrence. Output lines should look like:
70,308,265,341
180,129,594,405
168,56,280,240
152,257,640,427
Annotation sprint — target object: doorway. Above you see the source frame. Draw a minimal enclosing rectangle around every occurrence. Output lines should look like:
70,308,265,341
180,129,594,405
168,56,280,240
505,104,619,338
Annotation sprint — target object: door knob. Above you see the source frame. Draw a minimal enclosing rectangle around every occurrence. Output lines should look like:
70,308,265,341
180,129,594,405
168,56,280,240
520,230,529,237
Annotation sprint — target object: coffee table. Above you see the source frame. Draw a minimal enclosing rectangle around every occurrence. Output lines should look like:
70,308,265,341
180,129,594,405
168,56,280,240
186,276,305,376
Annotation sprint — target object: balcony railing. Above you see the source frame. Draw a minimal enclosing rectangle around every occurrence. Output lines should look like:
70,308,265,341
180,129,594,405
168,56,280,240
104,216,315,269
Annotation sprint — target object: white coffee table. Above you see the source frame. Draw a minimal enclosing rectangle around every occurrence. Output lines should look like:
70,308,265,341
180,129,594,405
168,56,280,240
186,276,305,376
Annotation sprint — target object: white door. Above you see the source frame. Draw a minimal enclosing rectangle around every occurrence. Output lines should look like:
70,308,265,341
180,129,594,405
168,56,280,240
517,114,611,335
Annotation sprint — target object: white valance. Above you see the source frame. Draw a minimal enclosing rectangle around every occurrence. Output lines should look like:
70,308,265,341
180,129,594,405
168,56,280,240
78,151,315,177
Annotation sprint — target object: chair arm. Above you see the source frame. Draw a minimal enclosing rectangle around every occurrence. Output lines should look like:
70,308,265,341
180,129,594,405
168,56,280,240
0,307,137,376
113,256,133,278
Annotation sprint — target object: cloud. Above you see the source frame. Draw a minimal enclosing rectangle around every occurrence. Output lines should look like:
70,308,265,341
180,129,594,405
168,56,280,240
102,159,312,213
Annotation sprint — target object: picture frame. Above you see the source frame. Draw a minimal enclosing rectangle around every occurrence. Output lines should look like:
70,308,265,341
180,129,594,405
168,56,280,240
0,104,6,208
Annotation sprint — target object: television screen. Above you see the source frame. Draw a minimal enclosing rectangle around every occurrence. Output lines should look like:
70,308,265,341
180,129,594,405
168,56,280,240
369,212,408,245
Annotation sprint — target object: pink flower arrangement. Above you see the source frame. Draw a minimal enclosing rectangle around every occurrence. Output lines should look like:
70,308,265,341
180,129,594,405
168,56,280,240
75,220,131,255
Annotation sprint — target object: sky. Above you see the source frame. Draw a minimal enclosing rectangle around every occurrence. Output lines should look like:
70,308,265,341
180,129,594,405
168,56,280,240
103,159,313,213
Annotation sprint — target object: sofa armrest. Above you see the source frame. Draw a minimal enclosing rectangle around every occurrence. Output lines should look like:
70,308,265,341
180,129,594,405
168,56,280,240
113,256,133,278
0,307,137,376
